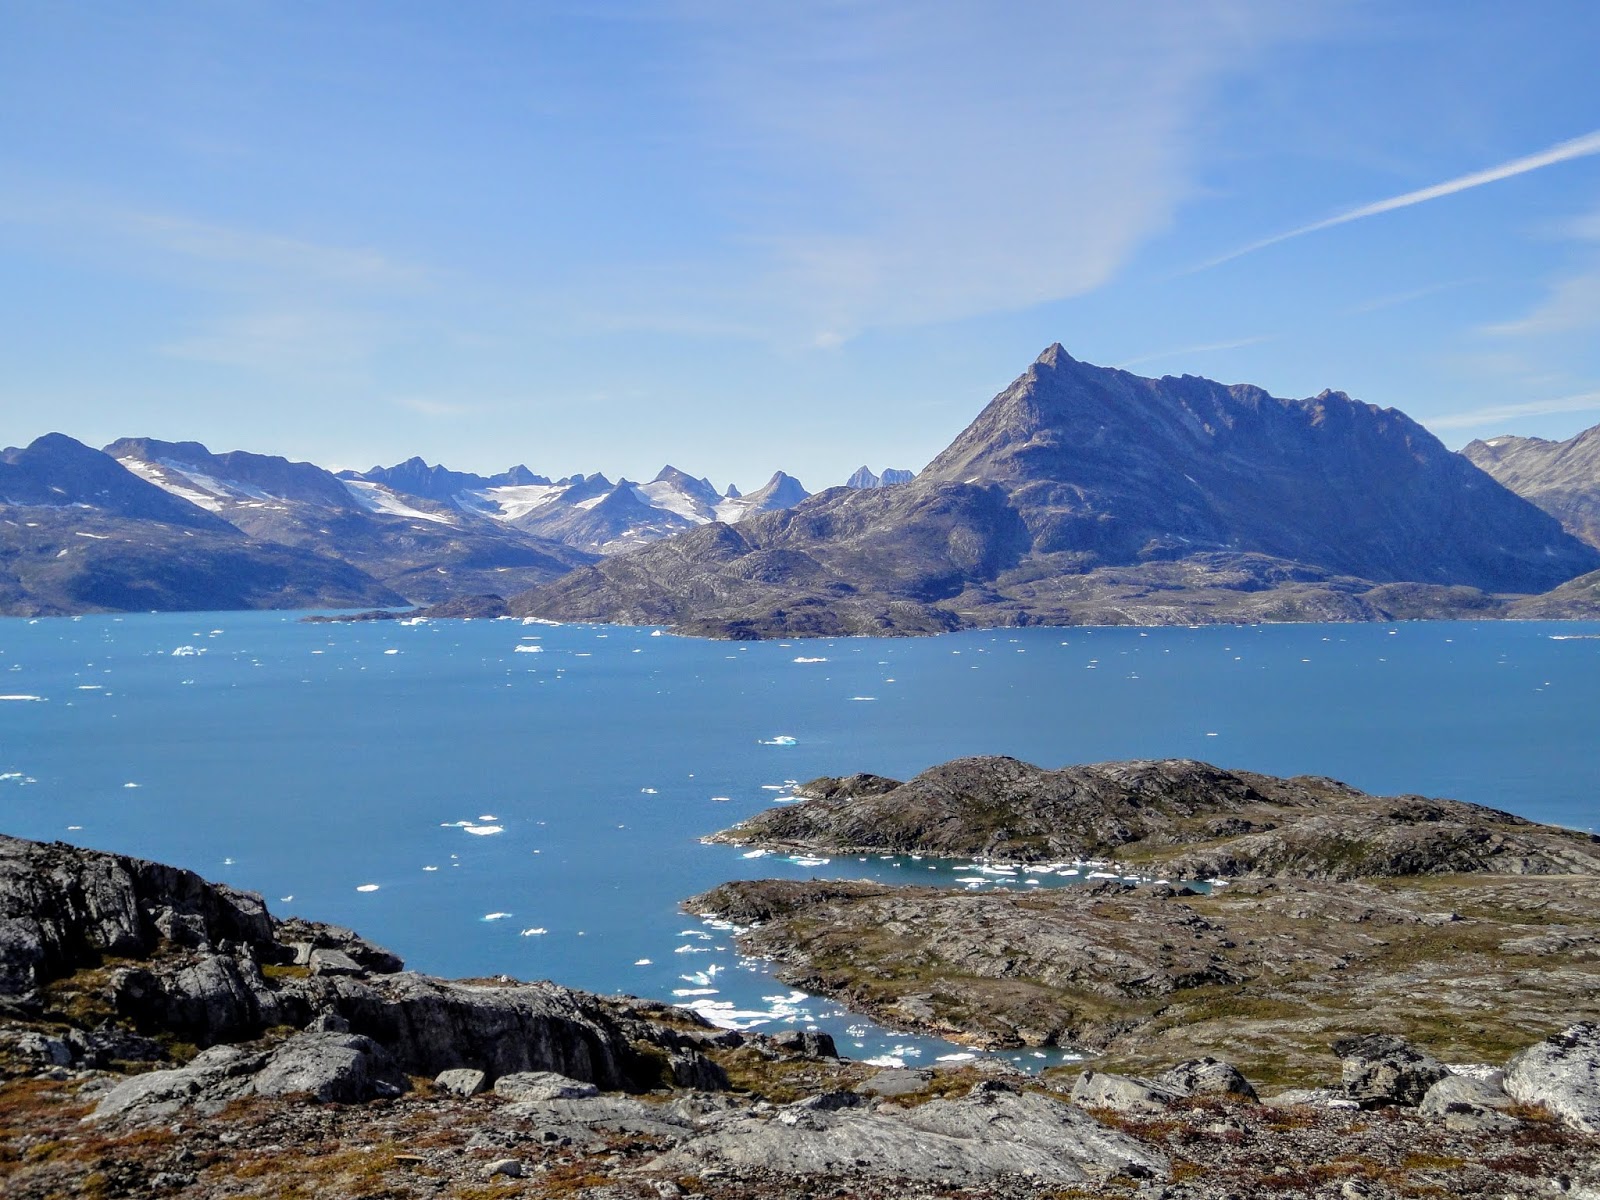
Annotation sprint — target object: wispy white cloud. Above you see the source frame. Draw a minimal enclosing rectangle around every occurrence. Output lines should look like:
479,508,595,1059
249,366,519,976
1345,278,1478,315
1485,270,1600,337
1194,129,1600,272
1116,335,1275,370
654,1,1319,344
160,310,387,375
1427,390,1600,432
117,211,421,287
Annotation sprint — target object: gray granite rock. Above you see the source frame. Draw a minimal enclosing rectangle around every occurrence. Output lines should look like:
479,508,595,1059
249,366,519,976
250,1031,392,1103
1070,1068,1184,1113
433,1067,487,1097
493,1070,601,1102
1154,1057,1258,1101
1505,1022,1600,1133
1419,1073,1517,1132
648,1082,1167,1185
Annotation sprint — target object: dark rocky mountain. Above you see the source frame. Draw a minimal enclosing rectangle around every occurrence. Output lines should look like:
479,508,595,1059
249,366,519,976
4,433,235,531
1462,424,1600,548
0,435,402,615
846,466,916,489
920,345,1590,592
104,438,591,605
512,347,1600,635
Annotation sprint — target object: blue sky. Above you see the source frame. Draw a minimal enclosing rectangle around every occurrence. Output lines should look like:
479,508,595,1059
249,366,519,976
3,2,1600,490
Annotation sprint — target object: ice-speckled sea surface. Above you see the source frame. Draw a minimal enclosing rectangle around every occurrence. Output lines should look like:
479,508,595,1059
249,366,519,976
3,613,1598,1068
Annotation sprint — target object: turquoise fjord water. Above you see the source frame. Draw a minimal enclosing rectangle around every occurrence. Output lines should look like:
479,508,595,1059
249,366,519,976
2,613,1598,1069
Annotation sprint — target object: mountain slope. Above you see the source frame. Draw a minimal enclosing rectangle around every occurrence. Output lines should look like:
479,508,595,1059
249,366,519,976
513,347,1600,635
106,438,592,604
1,435,401,615
922,345,1591,593
1462,425,1600,549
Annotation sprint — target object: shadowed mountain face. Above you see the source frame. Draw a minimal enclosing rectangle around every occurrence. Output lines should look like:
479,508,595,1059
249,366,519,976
1463,425,1600,549
0,435,403,616
920,345,1591,592
515,347,1600,636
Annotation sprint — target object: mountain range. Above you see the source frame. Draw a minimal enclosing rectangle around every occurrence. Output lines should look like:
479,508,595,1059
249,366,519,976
5,345,1600,628
0,435,813,615
508,346,1600,635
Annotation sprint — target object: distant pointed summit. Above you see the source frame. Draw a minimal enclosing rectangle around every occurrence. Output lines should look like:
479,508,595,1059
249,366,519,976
846,466,915,490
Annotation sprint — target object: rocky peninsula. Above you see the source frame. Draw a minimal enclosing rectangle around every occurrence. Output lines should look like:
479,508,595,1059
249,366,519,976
3,826,1599,1198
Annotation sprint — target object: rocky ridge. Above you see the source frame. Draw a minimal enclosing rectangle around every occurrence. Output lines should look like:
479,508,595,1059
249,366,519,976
712,756,1600,877
1464,422,1600,548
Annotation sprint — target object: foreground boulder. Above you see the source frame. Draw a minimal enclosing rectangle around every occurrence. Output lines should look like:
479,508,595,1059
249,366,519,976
1506,1023,1600,1133
1334,1033,1450,1108
648,1081,1168,1186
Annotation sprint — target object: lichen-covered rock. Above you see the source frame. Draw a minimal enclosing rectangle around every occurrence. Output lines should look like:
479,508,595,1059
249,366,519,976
1070,1068,1184,1113
648,1081,1168,1185
1420,1074,1517,1132
1334,1033,1450,1108
1505,1022,1600,1133
493,1070,601,1101
250,1031,396,1103
1154,1057,1258,1101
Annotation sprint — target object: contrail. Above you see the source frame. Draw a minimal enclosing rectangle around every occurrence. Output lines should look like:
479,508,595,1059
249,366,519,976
1194,129,1600,272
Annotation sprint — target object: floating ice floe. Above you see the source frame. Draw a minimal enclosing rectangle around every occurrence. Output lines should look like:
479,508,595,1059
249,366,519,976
520,927,547,936
760,735,798,746
937,1052,977,1062
442,819,505,835
482,912,513,921
513,644,543,653
0,695,44,702
673,988,719,997
787,855,830,867
123,782,140,789
78,684,103,690
634,958,652,966
640,787,657,794
742,849,772,859
792,656,827,664
650,630,663,637
674,944,712,954
422,865,438,871
863,1054,906,1068
710,795,731,803
383,648,399,656
850,696,877,702
171,646,199,657
355,884,380,893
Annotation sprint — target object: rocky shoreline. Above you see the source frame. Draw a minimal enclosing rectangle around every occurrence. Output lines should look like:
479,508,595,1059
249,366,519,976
3,817,1600,1197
